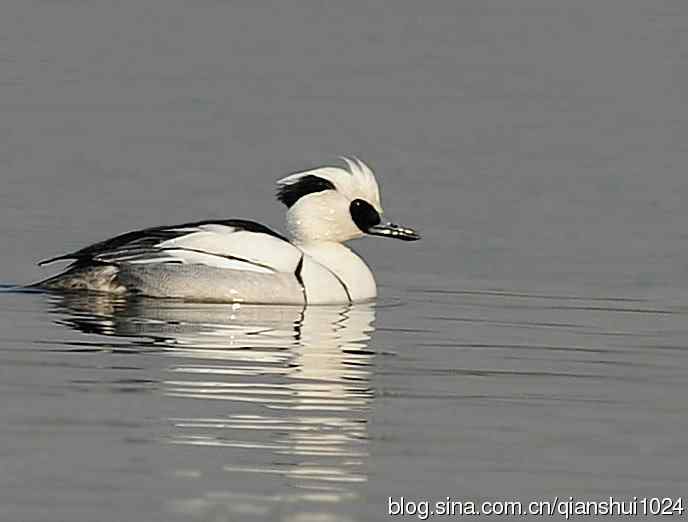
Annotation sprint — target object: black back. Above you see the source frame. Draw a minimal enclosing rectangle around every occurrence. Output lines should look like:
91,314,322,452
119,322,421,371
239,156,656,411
39,219,288,266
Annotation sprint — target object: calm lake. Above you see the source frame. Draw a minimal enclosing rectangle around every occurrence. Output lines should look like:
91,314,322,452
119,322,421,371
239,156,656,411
2,1,688,521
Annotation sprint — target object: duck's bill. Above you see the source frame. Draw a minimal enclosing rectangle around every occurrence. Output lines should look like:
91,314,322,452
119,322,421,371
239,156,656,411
366,222,421,241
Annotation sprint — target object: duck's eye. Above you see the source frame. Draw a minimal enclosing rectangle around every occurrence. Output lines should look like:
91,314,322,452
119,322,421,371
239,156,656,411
350,199,381,232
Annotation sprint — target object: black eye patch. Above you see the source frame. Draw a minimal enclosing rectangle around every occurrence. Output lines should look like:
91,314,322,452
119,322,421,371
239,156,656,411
276,175,336,208
350,199,381,232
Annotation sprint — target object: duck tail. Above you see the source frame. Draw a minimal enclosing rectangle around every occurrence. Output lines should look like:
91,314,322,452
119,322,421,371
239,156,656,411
29,264,122,293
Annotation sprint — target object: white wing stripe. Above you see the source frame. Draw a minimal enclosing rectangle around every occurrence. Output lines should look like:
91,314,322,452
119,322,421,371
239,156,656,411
69,222,302,275
158,230,300,274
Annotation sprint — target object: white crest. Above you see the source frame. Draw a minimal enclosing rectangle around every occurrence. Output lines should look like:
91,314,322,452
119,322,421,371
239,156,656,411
277,156,382,211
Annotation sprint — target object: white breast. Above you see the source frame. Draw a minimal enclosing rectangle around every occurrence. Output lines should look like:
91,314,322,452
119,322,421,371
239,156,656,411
300,256,351,304
298,242,377,303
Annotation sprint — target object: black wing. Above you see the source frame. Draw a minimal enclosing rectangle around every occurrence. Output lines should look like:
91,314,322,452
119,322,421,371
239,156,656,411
38,219,289,267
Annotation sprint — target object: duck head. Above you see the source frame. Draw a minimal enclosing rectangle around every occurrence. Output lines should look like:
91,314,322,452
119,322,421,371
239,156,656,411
276,157,421,244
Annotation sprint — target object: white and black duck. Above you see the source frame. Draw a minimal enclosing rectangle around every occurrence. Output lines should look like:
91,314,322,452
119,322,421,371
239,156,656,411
34,158,420,304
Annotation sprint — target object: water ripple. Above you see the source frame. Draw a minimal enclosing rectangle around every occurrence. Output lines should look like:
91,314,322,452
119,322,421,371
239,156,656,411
45,293,376,511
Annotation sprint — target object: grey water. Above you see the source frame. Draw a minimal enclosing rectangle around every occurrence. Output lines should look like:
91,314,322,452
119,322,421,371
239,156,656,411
2,1,688,521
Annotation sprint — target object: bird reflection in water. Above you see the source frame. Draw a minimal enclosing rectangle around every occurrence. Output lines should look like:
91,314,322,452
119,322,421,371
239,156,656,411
50,293,376,520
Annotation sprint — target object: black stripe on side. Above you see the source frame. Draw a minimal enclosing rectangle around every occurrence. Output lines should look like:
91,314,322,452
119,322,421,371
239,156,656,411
276,175,336,208
294,255,307,302
329,271,352,303
159,247,278,272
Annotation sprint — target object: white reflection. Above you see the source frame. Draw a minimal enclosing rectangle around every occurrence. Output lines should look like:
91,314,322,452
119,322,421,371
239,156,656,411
51,293,376,519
